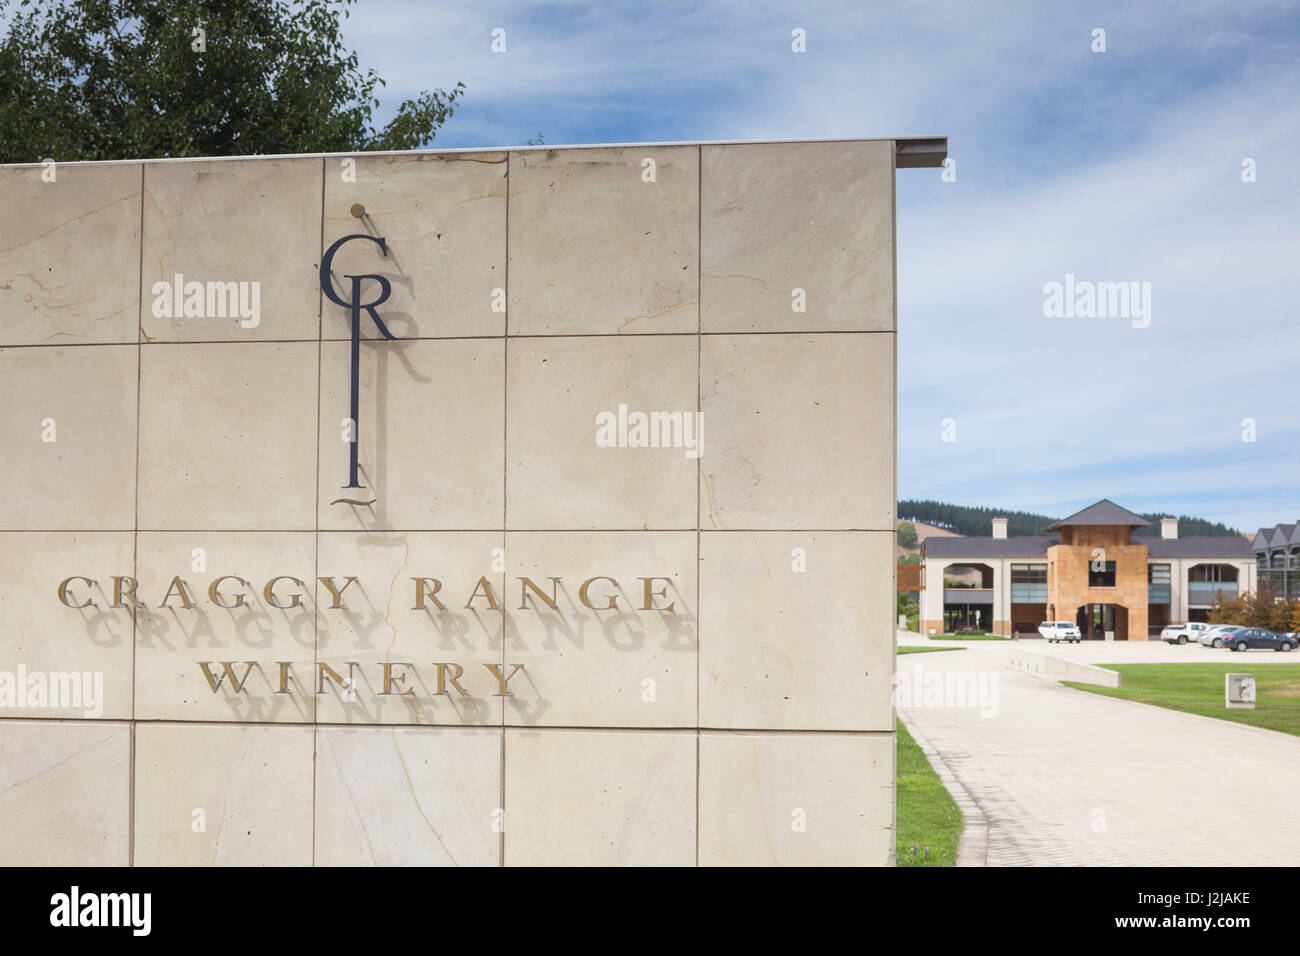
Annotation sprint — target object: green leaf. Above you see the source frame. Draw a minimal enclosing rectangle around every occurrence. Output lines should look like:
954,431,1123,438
0,0,465,161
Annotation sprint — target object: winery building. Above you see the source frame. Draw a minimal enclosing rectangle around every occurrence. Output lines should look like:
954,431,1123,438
918,500,1257,640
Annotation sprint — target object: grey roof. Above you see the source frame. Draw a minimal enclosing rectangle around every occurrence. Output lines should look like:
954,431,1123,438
1146,536,1254,559
924,534,1253,560
1253,522,1300,551
1045,499,1149,531
923,536,1057,558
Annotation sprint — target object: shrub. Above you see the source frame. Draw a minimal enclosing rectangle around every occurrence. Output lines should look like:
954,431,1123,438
1211,586,1299,631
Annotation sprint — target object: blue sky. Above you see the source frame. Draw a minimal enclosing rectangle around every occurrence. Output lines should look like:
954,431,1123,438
344,0,1300,532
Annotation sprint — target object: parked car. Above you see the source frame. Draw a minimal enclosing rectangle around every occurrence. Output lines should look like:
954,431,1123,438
1160,622,1212,645
1200,624,1244,648
1039,620,1082,643
1221,628,1296,652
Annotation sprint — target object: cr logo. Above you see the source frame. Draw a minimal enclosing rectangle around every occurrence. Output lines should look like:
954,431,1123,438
320,233,400,494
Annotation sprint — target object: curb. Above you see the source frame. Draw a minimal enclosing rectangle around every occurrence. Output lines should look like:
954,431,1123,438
902,717,989,867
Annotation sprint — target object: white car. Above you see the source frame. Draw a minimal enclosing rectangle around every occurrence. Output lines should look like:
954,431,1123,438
1039,621,1082,643
1160,622,1211,645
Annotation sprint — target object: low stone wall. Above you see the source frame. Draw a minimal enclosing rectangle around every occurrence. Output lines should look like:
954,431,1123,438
1007,648,1122,688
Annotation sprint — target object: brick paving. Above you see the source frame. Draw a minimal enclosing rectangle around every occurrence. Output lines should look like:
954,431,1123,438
896,637,1300,866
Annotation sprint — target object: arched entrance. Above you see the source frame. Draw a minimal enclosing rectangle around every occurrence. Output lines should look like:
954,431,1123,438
1075,604,1129,641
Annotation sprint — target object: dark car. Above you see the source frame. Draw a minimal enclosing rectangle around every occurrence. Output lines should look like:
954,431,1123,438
1221,628,1297,652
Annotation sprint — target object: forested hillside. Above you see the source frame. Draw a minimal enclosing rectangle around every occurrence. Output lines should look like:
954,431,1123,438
897,500,1240,538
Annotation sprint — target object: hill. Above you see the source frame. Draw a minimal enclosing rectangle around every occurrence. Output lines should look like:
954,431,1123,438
897,500,1240,539
896,521,956,559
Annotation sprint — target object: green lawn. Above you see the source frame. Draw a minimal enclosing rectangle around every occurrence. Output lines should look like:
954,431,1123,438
898,646,963,655
929,633,1010,641
896,721,963,866
1064,663,1300,737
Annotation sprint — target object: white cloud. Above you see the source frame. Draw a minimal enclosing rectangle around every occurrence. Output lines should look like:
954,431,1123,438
341,0,1300,528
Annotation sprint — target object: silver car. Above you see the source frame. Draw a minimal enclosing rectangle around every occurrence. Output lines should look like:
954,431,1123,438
1199,624,1244,648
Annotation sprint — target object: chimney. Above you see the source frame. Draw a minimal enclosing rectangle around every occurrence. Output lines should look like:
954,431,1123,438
992,517,1008,539
1161,517,1178,540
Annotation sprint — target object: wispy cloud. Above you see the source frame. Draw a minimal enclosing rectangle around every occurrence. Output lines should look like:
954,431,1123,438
345,0,1300,528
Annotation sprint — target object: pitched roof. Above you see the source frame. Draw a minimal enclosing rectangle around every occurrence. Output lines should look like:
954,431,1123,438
1146,536,1255,558
1045,499,1149,531
1252,522,1300,551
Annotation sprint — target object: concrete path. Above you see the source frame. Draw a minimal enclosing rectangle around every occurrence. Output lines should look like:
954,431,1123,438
896,636,1300,866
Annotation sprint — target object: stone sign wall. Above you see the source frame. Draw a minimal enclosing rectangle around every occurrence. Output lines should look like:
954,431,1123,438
0,138,907,865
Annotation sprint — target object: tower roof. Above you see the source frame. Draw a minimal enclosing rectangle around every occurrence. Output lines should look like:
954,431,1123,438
1045,499,1149,532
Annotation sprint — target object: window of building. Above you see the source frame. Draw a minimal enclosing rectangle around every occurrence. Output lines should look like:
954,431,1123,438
1188,563,1241,607
1148,563,1171,604
1010,564,1047,603
1089,560,1117,588
1189,564,1237,583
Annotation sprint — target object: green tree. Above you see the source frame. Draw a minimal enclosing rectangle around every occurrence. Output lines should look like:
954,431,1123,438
898,499,1240,539
0,0,465,163
897,521,918,549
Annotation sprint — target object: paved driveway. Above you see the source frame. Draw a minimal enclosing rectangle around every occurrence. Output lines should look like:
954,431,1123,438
897,636,1300,866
